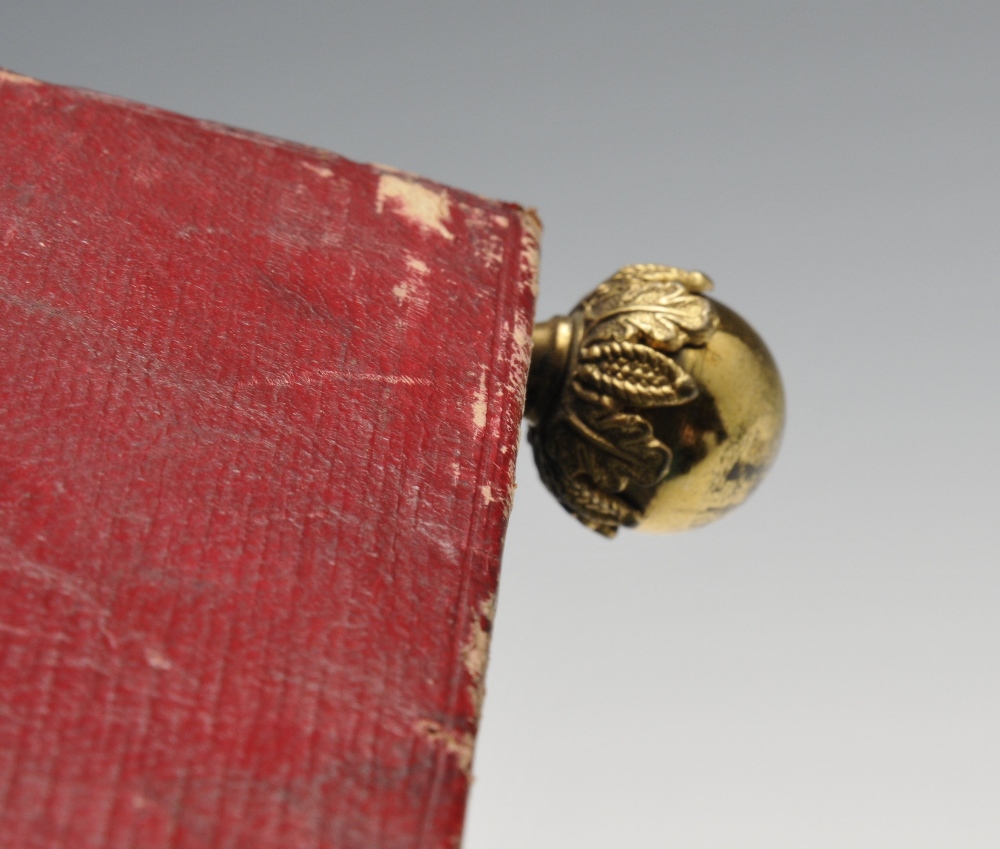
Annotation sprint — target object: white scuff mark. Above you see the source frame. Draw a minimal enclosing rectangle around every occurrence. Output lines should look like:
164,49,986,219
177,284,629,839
480,485,493,504
461,203,510,267
472,369,488,434
302,161,334,178
391,254,431,305
248,370,432,388
511,317,532,371
520,207,543,243
492,213,510,229
406,256,430,275
501,448,521,521
477,234,505,272
463,628,489,704
463,594,496,718
376,173,454,241
415,720,475,775
144,647,173,670
518,208,542,296
481,594,497,622
392,282,409,304
0,70,41,86
450,462,461,481
500,317,534,397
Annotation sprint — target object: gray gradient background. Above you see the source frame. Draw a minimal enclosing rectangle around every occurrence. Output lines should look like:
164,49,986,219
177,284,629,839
2,2,998,846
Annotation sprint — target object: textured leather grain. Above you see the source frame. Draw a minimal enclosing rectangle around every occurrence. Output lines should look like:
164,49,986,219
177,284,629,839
0,69,539,849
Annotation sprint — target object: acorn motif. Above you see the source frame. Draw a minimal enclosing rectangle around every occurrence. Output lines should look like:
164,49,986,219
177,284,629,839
525,265,784,537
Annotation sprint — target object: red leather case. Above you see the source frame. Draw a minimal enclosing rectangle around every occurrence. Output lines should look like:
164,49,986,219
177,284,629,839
0,69,539,849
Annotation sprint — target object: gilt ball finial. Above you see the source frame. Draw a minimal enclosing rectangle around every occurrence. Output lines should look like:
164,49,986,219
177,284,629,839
525,265,784,537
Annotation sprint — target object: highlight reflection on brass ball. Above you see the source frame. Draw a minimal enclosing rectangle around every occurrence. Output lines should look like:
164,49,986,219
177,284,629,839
525,265,784,537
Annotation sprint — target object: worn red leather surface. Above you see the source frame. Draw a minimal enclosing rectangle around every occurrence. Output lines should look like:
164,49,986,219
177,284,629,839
0,70,539,849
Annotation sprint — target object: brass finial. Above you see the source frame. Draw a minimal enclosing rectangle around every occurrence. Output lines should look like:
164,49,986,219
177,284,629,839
525,265,784,537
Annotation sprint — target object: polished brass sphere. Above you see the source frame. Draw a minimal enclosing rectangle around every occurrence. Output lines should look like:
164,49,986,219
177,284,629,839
526,265,784,537
639,300,784,532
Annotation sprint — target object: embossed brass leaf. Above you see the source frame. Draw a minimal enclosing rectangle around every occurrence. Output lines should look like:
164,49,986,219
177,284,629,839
527,265,720,536
574,341,698,408
580,265,719,352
